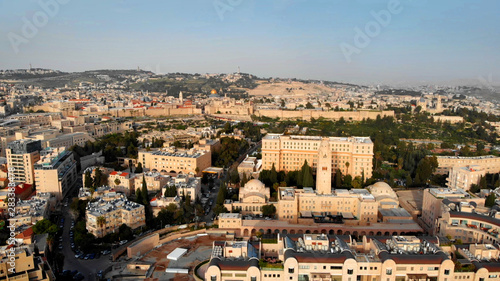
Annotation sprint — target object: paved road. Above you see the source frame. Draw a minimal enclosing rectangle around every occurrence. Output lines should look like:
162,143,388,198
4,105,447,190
60,204,112,280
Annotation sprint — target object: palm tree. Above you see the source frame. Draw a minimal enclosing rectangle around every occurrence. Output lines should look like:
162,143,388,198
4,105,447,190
46,235,54,252
97,216,106,238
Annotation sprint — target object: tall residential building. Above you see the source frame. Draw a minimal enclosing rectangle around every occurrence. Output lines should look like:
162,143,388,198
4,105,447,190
0,246,54,280
138,147,211,176
447,165,486,190
86,194,145,238
6,139,42,184
34,147,78,200
421,188,484,235
262,134,373,180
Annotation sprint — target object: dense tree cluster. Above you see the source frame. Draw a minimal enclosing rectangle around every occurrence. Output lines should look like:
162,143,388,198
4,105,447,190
70,131,141,169
212,137,250,167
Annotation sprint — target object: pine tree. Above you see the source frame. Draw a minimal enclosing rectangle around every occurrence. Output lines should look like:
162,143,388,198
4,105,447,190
334,169,343,188
141,175,149,205
136,188,143,204
485,193,497,208
84,170,92,188
301,160,314,187
270,163,278,184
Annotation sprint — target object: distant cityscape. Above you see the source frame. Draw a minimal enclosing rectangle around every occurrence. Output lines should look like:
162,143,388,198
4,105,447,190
0,65,498,280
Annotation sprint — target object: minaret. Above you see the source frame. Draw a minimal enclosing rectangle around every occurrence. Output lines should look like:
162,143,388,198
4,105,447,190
179,91,183,103
316,138,332,195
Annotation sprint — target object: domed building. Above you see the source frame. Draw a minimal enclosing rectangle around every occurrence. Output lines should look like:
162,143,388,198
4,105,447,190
367,182,399,209
224,179,274,215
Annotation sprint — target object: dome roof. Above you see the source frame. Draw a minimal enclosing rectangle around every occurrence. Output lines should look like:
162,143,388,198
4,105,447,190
369,182,397,199
211,89,217,95
244,179,265,192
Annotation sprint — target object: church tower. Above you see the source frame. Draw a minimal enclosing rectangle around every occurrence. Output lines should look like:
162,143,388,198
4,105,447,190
179,91,183,104
316,138,332,195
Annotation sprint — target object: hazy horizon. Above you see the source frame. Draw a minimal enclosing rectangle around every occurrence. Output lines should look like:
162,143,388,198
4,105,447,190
1,0,499,86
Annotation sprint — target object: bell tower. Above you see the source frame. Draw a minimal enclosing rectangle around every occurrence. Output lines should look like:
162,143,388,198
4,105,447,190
316,138,332,194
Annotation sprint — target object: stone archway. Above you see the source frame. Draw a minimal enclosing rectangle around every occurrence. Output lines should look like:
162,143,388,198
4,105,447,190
392,232,398,236
243,229,249,236
274,229,280,235
369,231,374,236
329,230,334,235
282,230,288,236
376,231,382,236
305,230,311,234
360,231,366,237
298,230,303,234
321,229,327,234
290,230,296,234
345,231,351,235
337,230,343,235
251,229,256,235
384,232,390,236
313,230,319,234
353,231,358,238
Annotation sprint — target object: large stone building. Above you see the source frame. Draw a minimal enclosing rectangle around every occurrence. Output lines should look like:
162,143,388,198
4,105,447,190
435,155,500,175
224,179,272,215
86,194,145,238
447,165,486,190
421,188,484,235
262,134,373,180
220,180,421,237
437,200,500,244
6,139,42,185
138,147,211,176
34,147,78,200
206,233,500,281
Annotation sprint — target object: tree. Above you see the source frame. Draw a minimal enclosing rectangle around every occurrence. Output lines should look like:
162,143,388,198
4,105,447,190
241,173,249,187
485,193,497,208
469,184,480,193
230,169,240,184
261,204,277,218
96,216,106,238
343,175,353,188
414,156,438,185
94,168,103,188
334,169,343,188
141,175,149,205
46,235,55,252
136,188,143,204
345,162,350,174
84,170,92,188
270,163,278,184
135,162,143,173
479,176,487,189
33,219,58,235
352,176,362,189
305,102,314,109
114,178,121,186
300,160,314,188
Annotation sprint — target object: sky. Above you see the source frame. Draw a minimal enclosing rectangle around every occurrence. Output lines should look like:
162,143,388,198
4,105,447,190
0,0,499,85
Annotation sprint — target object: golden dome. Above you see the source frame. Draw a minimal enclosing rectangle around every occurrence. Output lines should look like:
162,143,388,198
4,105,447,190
210,89,217,95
